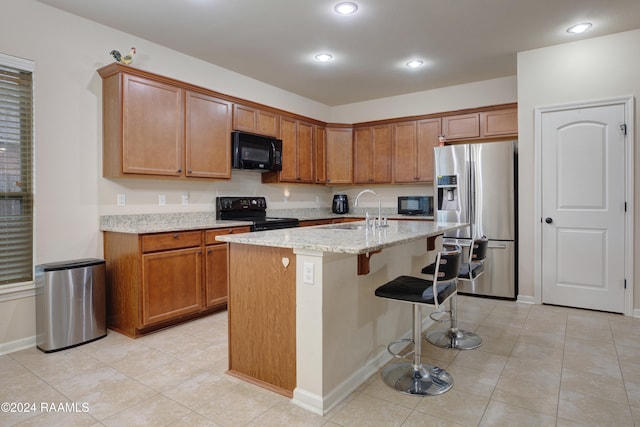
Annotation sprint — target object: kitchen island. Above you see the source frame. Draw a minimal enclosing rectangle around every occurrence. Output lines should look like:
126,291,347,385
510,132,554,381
216,220,466,415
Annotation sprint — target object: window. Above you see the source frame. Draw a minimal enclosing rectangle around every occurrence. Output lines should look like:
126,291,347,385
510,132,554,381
0,53,34,285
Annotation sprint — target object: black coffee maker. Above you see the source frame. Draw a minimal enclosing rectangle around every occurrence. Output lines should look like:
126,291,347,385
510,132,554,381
332,194,349,214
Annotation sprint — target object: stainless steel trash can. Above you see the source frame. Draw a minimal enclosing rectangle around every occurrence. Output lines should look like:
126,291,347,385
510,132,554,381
35,258,107,352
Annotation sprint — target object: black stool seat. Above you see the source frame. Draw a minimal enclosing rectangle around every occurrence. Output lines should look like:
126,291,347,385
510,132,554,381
458,263,485,280
375,276,456,305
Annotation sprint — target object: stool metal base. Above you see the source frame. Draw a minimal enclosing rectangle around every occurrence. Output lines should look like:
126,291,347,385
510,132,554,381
426,328,482,350
381,362,453,396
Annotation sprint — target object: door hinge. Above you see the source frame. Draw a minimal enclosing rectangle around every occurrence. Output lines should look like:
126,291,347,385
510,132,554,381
620,124,627,135
625,202,627,212
624,279,627,289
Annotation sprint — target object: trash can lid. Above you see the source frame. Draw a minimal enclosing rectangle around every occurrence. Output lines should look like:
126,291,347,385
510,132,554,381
36,258,105,272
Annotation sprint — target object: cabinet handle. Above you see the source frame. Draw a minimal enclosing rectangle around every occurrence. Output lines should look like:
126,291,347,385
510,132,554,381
188,169,192,173
177,169,182,173
207,249,212,254
173,233,179,239
228,229,234,234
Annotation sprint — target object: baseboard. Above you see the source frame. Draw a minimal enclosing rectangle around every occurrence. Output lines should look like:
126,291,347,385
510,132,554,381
0,335,36,356
633,309,640,319
517,295,536,305
292,316,436,415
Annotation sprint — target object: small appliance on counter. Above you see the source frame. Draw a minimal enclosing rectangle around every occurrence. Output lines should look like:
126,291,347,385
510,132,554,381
332,194,349,214
397,196,433,216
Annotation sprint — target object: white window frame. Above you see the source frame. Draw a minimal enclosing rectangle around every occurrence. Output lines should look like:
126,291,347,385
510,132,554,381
0,52,36,302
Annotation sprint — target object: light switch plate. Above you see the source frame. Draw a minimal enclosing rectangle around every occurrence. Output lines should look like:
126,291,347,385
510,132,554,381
117,193,125,206
159,194,166,206
182,192,189,206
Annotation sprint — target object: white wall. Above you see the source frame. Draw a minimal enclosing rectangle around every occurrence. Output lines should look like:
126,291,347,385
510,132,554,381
0,0,517,352
330,76,517,124
516,29,640,307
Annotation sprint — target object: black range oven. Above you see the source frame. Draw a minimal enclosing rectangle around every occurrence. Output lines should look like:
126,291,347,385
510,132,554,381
215,196,299,231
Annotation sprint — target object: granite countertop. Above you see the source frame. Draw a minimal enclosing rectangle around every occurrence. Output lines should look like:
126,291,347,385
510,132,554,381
99,212,251,233
215,220,466,255
99,209,434,234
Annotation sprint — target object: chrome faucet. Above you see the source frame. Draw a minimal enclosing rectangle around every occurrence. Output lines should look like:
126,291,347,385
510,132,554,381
354,189,388,228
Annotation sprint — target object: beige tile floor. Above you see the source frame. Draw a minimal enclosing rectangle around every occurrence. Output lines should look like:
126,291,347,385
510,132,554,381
2,296,640,426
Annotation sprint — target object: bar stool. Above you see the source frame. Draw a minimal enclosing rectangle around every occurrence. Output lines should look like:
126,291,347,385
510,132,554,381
374,245,462,396
422,237,488,350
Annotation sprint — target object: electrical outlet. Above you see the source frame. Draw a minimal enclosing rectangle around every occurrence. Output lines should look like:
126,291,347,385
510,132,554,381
182,192,189,206
303,262,314,285
117,193,125,206
158,194,166,206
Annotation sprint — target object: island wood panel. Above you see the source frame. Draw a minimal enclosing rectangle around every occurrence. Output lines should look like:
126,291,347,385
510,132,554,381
227,243,296,395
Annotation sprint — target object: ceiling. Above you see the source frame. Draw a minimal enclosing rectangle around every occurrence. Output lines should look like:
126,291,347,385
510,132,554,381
38,0,640,106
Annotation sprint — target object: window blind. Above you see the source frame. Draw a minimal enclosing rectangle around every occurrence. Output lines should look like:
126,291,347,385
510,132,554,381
0,60,33,285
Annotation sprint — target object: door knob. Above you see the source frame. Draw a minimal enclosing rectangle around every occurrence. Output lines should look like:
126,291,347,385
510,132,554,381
545,217,553,224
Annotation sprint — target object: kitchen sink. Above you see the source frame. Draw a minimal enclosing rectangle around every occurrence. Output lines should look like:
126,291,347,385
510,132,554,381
323,223,367,230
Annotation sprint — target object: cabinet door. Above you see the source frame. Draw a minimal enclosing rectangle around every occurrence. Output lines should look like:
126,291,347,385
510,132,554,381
481,108,518,137
232,104,279,137
122,74,183,176
393,121,418,183
326,128,353,185
416,118,440,182
205,244,228,308
353,127,372,184
315,125,326,183
185,91,232,178
141,247,202,326
442,113,480,140
297,121,314,182
279,117,298,182
371,125,391,183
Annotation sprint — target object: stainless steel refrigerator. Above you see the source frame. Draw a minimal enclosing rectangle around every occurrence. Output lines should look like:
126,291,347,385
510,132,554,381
434,140,517,299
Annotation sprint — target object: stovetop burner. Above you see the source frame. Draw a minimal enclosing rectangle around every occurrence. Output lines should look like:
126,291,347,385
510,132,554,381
216,196,299,231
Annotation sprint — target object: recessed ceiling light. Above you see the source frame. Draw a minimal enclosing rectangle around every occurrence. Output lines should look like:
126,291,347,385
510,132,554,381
314,53,334,62
406,60,424,69
567,23,592,34
334,2,358,15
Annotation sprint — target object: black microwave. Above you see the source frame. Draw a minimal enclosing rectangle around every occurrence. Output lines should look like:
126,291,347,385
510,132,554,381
231,131,282,172
397,196,433,216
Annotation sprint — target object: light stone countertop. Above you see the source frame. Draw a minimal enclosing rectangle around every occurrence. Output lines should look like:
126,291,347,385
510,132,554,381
99,209,434,234
99,212,251,233
215,220,467,255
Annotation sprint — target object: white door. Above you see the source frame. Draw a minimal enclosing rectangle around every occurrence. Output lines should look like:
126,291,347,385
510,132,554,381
541,103,627,313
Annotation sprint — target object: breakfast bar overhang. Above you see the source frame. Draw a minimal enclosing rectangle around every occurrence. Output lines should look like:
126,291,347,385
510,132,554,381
217,220,467,415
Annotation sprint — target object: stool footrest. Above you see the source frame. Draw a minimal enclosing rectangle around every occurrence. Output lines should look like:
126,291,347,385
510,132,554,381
386,338,415,359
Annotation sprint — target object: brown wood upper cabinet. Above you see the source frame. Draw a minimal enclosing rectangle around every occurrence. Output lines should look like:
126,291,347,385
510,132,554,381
314,125,327,184
325,127,353,185
99,64,232,179
185,91,233,179
480,108,518,137
393,118,441,183
354,125,392,184
442,108,518,141
232,104,280,137
263,116,314,183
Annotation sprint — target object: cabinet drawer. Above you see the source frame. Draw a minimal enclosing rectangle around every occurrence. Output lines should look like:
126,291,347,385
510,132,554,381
142,231,202,253
205,226,252,245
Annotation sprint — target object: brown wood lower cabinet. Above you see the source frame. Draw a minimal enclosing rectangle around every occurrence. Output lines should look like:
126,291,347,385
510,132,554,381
104,225,250,338
142,247,203,325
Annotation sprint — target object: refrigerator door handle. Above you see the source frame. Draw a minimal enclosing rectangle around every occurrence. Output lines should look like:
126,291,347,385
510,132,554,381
487,243,508,249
